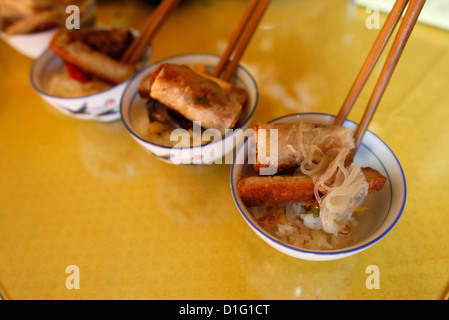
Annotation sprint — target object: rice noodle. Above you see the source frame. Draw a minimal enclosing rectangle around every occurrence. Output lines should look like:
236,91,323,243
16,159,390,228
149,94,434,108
286,121,369,235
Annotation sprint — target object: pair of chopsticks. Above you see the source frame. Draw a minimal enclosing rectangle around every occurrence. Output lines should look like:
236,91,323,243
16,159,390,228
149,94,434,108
121,0,181,65
334,0,426,149
213,0,271,82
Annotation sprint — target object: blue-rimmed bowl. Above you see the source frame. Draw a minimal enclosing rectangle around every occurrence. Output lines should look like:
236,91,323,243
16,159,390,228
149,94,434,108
230,113,406,261
30,27,152,122
120,53,259,164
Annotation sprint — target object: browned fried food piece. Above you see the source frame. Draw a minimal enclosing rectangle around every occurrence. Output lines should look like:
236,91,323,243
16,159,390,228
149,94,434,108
138,73,152,98
257,206,286,228
49,28,136,85
238,167,387,207
251,122,356,175
66,28,134,61
4,11,61,35
0,0,54,19
149,63,243,133
139,66,248,109
229,87,248,111
146,99,193,130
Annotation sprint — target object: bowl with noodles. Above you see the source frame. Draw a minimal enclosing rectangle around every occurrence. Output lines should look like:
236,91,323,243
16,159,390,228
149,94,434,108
231,113,406,261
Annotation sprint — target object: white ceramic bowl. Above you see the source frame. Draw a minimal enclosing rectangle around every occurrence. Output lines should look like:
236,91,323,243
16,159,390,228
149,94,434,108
0,28,57,59
120,53,259,164
30,28,152,122
230,113,406,261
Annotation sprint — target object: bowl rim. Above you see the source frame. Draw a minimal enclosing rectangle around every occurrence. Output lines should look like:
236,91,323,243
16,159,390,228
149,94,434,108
119,52,259,151
230,112,407,257
29,27,152,101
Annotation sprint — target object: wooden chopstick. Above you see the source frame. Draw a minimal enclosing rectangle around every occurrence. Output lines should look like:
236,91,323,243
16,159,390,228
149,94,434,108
353,0,426,148
121,0,180,65
213,0,259,78
333,0,410,127
213,0,271,82
333,0,425,149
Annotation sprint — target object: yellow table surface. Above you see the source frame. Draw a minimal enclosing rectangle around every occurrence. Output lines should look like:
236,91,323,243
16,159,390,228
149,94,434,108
1,0,448,300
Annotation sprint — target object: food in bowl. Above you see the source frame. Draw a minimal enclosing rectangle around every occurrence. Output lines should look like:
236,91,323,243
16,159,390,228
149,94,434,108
0,0,92,35
137,62,248,147
46,26,137,98
120,53,258,164
237,121,387,250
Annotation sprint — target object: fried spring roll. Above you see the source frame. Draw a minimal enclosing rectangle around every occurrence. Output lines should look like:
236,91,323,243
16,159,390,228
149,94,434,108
49,28,136,85
65,28,134,61
149,63,243,133
252,122,356,174
5,11,60,35
238,167,387,207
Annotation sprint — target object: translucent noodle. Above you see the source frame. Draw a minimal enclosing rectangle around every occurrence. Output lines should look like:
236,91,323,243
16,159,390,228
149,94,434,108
287,121,369,235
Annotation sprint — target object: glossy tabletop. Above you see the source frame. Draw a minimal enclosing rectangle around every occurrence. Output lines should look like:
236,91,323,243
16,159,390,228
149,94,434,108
0,0,448,300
